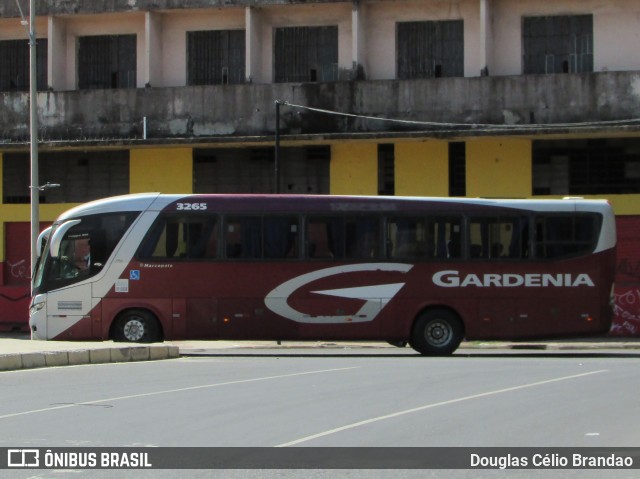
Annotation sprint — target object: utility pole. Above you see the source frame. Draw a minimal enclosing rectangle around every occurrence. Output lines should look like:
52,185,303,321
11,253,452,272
28,0,39,283
274,100,281,194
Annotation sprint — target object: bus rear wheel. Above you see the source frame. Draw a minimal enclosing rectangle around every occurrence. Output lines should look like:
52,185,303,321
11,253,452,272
410,309,463,356
113,309,161,343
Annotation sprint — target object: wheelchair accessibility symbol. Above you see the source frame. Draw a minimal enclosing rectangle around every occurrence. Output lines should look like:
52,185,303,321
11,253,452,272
130,270,140,280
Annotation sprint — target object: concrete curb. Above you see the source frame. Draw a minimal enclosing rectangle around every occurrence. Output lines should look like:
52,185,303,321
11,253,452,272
1,338,639,372
172,339,640,352
0,345,180,372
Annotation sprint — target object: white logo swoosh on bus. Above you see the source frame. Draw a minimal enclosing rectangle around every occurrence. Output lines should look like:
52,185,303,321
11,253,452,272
264,263,413,324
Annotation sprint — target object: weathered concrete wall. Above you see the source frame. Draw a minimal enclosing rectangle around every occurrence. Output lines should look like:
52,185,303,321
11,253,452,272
0,0,344,18
1,71,639,144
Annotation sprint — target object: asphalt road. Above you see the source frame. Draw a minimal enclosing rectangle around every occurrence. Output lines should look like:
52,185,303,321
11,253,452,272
1,349,639,478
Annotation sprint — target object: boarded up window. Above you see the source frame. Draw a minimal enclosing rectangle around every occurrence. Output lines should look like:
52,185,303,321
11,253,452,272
193,147,329,194
397,20,464,79
533,139,640,195
2,151,130,204
187,30,245,85
78,35,137,89
0,39,48,92
523,15,593,74
274,26,338,83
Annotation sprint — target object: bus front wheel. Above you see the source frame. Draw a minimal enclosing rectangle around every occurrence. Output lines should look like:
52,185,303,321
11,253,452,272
410,309,463,356
113,309,161,343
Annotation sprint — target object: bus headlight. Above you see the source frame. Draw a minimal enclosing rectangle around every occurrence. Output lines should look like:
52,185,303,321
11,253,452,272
29,301,45,316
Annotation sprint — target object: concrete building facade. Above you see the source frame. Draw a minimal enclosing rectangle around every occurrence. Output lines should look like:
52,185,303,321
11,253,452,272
0,0,638,334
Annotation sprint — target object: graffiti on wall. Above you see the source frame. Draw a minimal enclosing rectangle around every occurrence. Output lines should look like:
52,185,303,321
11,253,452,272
612,286,640,336
7,259,29,281
611,217,640,336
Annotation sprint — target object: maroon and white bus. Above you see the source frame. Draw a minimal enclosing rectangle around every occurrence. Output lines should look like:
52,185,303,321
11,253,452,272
30,193,616,355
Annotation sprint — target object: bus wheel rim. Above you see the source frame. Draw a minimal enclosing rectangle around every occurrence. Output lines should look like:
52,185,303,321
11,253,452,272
123,319,145,341
425,320,451,346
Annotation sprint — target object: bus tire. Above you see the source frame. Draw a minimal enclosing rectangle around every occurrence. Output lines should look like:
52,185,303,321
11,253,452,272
409,308,463,356
113,309,161,343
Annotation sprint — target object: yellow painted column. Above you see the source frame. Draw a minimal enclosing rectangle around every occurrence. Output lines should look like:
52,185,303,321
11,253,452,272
395,140,448,196
466,139,532,198
330,143,378,195
130,148,193,193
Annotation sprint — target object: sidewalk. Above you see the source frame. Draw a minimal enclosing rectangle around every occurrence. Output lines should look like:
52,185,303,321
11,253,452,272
2,333,639,372
0,333,179,372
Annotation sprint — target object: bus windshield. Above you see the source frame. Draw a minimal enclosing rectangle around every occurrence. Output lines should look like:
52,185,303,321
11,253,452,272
32,212,140,295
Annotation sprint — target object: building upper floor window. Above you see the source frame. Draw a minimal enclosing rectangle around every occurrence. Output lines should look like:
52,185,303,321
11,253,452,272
523,15,593,74
78,35,137,89
397,20,464,79
274,26,338,83
187,30,245,85
0,39,48,92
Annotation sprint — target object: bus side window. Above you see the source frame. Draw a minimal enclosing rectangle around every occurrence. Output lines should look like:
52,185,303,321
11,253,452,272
307,220,330,258
508,217,529,259
535,214,597,259
264,217,298,259
204,221,219,258
306,217,344,259
387,218,430,259
139,219,181,258
346,217,379,259
226,217,261,259
88,230,107,269
469,216,528,260
137,215,217,260
186,218,218,259
431,217,462,259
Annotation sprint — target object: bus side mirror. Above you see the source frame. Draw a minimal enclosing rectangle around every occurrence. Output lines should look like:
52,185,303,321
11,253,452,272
49,220,81,258
36,226,53,260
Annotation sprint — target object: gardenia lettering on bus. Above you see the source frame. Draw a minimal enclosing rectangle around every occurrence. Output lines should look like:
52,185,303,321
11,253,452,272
432,270,595,288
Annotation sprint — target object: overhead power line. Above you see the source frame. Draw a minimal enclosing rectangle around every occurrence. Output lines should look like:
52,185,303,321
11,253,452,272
278,100,640,131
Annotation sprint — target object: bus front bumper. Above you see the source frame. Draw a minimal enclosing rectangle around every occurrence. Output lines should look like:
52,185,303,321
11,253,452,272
29,295,47,340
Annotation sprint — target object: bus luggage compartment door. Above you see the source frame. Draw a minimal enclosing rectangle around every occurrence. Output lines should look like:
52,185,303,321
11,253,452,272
476,298,517,339
182,298,218,339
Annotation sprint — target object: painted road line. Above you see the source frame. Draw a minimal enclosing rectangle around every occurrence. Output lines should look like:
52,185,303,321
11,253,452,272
0,366,358,420
276,369,608,447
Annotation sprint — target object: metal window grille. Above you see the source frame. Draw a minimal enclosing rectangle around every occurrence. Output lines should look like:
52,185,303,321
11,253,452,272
78,35,137,89
397,20,464,79
274,26,338,83
523,15,593,74
187,30,245,85
0,38,48,92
